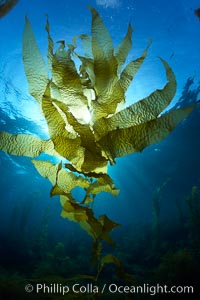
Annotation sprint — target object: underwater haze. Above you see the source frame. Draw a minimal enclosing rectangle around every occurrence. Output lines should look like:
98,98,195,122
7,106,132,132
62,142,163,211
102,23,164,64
0,0,200,299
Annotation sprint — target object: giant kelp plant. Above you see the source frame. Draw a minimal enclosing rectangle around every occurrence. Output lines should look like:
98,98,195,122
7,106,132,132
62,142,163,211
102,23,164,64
0,7,195,261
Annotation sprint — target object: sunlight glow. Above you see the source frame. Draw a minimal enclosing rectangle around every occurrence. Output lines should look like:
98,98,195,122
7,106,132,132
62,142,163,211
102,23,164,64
82,109,92,124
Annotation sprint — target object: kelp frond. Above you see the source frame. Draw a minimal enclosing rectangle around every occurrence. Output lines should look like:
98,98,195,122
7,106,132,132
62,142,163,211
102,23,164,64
0,7,196,260
0,0,19,18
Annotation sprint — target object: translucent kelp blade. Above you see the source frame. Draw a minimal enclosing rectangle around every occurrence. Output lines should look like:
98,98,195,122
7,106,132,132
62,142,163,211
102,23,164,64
52,100,108,174
115,24,134,68
78,34,93,59
97,254,124,280
42,88,74,139
91,42,150,121
53,99,95,145
52,42,87,100
96,254,133,282
32,160,61,186
49,81,63,101
51,44,89,117
78,55,95,88
93,58,176,140
70,34,95,88
88,6,113,59
45,17,54,73
79,149,108,174
46,19,87,115
60,195,119,246
0,132,56,157
65,163,109,178
98,215,120,246
51,45,78,90
98,106,194,160
88,6,123,119
61,197,90,222
41,89,85,170
87,174,120,197
119,41,151,93
91,76,125,122
23,17,48,104
32,160,90,195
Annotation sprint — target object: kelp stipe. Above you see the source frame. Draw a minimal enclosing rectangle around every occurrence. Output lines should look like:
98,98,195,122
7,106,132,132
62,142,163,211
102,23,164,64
0,7,195,264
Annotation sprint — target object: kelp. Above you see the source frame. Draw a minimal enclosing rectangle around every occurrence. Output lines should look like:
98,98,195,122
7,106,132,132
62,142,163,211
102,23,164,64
0,0,19,18
96,254,134,282
0,7,196,262
66,254,134,283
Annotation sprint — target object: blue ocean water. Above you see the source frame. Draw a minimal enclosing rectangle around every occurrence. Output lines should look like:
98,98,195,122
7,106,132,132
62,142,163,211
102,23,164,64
0,0,200,298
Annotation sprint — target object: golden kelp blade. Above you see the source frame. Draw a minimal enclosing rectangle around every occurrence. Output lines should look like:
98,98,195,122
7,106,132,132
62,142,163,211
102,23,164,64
88,7,124,121
32,159,120,250
41,88,85,171
86,174,120,197
93,58,176,140
42,94,108,174
119,58,176,123
32,160,118,201
23,17,48,104
0,132,56,157
119,40,152,95
96,254,134,282
60,195,120,246
45,17,54,73
45,19,90,122
88,6,113,60
31,160,90,194
98,106,194,160
115,24,133,69
51,99,108,174
97,255,125,280
50,43,89,108
86,8,150,121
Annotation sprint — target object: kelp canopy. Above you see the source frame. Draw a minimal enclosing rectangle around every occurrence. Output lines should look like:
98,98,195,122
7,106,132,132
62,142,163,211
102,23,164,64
0,7,195,257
